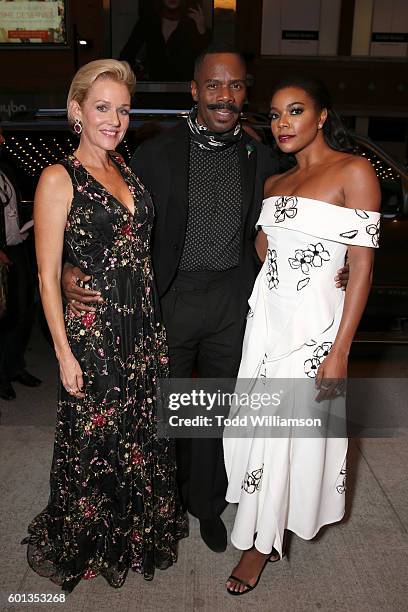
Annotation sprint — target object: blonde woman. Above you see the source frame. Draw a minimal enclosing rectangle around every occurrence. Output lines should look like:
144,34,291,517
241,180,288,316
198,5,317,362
22,59,187,592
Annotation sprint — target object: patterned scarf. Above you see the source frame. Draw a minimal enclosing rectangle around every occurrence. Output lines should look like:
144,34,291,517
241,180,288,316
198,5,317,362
187,105,242,151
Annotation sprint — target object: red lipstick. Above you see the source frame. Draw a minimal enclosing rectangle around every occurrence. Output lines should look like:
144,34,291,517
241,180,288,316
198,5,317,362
278,135,295,143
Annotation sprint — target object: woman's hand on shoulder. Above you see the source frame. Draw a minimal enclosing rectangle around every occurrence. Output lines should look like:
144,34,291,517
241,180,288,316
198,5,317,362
342,155,381,213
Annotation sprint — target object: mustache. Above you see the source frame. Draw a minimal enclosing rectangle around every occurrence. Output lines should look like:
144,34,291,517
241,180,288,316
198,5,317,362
207,102,240,114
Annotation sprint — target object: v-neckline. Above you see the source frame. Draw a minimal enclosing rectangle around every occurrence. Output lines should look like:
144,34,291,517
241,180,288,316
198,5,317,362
72,153,135,217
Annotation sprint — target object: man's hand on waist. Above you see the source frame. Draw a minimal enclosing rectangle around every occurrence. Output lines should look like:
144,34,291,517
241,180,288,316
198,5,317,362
62,262,103,316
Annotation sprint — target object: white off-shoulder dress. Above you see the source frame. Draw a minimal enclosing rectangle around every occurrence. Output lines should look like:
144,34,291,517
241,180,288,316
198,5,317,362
224,196,380,556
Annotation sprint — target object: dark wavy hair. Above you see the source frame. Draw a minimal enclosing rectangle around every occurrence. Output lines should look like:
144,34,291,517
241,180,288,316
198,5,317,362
270,76,354,153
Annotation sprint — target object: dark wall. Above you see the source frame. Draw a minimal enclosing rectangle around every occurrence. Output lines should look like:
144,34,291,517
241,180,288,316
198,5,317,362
1,0,407,117
1,0,106,107
247,56,408,115
236,0,408,116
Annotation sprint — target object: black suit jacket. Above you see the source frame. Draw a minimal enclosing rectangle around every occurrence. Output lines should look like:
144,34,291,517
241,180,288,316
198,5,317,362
131,121,278,301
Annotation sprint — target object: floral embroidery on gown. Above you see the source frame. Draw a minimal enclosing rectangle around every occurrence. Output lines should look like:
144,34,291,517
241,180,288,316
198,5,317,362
22,153,188,592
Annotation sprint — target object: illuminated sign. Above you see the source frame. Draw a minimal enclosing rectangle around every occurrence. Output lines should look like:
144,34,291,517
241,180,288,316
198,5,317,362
0,0,67,45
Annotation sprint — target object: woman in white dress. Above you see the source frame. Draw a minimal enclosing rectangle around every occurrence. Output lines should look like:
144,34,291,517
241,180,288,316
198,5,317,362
224,77,381,595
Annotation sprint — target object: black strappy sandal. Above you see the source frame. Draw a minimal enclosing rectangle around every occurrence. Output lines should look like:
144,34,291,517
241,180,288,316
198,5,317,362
226,558,269,596
268,532,288,562
268,547,286,562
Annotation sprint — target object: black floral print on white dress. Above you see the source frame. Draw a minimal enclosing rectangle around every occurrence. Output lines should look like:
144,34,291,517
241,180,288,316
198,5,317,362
304,357,321,378
259,353,268,382
242,465,264,494
340,230,359,240
266,248,279,289
355,209,369,219
289,242,330,291
304,341,333,378
313,342,333,360
340,211,380,244
297,277,310,291
274,196,298,223
306,243,331,267
366,219,380,247
289,249,313,275
336,467,347,494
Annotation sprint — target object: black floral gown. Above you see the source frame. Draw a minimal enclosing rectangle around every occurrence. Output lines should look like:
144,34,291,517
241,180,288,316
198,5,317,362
22,153,188,592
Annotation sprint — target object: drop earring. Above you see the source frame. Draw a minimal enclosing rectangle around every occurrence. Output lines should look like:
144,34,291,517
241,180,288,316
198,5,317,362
73,118,83,135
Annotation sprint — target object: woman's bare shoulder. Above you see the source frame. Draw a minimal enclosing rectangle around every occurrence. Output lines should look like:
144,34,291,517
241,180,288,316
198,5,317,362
39,163,71,185
329,151,374,176
36,164,73,212
36,164,73,198
340,155,380,211
341,153,377,176
264,171,289,197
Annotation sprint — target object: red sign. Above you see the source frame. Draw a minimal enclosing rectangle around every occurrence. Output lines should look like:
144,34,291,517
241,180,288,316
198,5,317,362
8,30,50,41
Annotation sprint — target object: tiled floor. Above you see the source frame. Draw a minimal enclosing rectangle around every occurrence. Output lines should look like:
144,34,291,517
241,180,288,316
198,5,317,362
1,326,407,612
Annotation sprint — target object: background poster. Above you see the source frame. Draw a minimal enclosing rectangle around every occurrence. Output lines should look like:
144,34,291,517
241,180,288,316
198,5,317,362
112,0,213,82
0,0,66,44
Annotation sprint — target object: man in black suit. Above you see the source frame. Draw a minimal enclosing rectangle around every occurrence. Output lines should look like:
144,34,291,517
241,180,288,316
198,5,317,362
63,45,347,551
133,48,279,551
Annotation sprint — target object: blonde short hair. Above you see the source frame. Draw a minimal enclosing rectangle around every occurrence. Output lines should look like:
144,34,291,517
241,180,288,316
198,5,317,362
67,59,136,124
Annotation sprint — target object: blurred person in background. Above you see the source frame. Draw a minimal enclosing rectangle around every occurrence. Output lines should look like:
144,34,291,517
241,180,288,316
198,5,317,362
120,0,211,81
0,123,41,401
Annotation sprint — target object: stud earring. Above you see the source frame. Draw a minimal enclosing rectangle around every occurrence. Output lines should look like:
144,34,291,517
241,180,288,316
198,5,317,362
73,118,83,135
